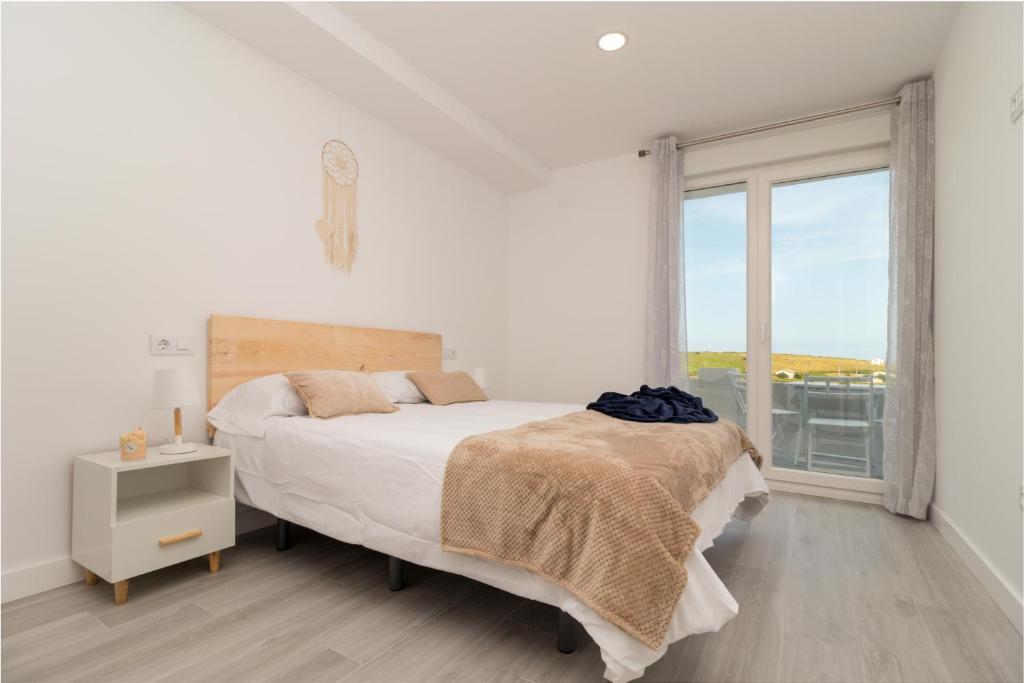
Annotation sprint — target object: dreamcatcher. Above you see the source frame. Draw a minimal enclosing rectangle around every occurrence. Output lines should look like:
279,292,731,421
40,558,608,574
315,140,359,273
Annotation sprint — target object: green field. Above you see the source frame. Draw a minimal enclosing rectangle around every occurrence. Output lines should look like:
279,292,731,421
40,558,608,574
686,351,884,381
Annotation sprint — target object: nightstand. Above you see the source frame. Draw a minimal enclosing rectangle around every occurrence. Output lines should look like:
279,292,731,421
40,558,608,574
71,444,235,604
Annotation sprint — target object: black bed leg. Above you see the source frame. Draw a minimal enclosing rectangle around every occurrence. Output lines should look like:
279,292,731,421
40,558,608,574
388,556,405,591
276,518,291,551
557,610,577,654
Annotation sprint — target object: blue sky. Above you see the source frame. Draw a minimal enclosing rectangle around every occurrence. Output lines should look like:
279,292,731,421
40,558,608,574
682,169,889,360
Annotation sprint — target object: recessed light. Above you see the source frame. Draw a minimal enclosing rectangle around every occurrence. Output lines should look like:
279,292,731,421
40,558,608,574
597,32,627,52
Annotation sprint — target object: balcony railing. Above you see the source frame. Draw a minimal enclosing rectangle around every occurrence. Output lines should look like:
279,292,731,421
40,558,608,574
692,369,885,479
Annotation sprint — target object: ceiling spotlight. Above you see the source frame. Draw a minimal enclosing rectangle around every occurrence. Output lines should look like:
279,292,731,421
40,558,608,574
597,32,627,52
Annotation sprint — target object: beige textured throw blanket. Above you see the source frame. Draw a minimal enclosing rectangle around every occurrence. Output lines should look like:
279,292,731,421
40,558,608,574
441,410,761,650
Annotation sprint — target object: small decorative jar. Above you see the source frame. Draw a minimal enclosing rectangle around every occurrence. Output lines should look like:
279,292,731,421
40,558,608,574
119,427,148,461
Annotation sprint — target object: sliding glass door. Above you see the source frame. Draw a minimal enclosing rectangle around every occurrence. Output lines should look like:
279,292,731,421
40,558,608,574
770,169,889,479
682,183,747,427
684,149,890,494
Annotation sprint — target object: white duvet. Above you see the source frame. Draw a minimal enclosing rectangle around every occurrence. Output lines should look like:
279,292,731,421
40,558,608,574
214,400,769,682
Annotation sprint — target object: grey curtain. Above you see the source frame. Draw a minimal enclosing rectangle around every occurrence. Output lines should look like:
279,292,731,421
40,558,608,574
883,79,936,519
644,136,688,390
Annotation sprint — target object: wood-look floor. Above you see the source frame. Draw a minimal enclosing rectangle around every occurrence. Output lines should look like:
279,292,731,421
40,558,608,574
3,492,1021,683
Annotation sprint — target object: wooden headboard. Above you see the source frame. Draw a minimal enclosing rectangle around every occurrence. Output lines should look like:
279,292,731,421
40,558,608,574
207,314,442,413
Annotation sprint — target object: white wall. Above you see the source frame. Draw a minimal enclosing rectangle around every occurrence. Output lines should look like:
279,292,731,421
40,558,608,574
932,2,1023,630
1,3,510,600
508,152,650,403
508,112,890,403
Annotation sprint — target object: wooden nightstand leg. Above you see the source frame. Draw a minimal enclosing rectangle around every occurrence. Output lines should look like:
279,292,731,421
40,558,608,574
84,569,99,586
113,580,129,605
208,550,221,574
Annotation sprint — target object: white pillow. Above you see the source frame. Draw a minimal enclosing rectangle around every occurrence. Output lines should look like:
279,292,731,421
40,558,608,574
372,371,427,404
206,374,307,437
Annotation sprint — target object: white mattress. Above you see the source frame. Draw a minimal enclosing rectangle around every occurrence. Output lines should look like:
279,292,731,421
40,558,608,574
214,400,769,682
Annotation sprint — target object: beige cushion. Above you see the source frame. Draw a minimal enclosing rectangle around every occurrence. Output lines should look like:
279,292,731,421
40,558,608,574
285,370,398,418
406,371,488,406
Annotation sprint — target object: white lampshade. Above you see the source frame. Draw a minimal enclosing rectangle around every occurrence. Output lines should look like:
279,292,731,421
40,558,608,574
471,367,487,390
151,369,200,410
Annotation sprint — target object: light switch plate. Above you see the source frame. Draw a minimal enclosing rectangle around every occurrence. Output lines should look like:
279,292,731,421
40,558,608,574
150,334,194,355
442,347,457,361
1011,83,1023,123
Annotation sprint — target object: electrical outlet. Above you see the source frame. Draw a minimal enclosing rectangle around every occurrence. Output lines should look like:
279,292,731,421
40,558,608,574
1011,83,1023,123
442,347,457,361
150,335,173,355
150,334,194,356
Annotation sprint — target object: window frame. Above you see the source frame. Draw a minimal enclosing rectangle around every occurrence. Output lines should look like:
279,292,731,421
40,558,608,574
683,147,890,502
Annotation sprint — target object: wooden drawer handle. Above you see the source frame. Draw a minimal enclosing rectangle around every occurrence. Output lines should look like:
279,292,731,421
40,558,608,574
158,529,203,546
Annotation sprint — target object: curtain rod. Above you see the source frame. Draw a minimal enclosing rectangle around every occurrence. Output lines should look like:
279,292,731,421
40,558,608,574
637,96,900,158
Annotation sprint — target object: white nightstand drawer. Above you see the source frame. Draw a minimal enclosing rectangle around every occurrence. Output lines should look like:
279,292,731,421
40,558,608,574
111,498,234,581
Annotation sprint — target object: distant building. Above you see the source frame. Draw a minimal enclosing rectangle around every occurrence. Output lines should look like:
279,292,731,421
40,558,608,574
870,358,885,366
774,369,796,379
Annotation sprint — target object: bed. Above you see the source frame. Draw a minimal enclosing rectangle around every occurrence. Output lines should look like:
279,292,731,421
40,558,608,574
207,315,769,683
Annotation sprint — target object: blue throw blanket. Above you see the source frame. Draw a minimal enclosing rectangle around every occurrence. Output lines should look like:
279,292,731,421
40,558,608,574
586,385,718,424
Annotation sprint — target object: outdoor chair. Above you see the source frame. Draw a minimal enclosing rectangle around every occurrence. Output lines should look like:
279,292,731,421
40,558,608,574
803,375,874,476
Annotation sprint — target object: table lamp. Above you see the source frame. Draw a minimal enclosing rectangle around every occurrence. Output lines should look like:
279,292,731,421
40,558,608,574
151,368,200,454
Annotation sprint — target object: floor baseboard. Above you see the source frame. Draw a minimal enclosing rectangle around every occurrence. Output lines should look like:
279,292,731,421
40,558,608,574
236,506,275,534
930,503,1023,636
2,556,81,604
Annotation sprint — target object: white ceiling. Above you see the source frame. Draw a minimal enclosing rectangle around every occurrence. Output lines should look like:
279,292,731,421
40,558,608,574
189,2,960,190
339,2,959,167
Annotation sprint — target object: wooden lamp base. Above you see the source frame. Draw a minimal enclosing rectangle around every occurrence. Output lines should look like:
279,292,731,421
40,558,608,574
160,407,197,454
